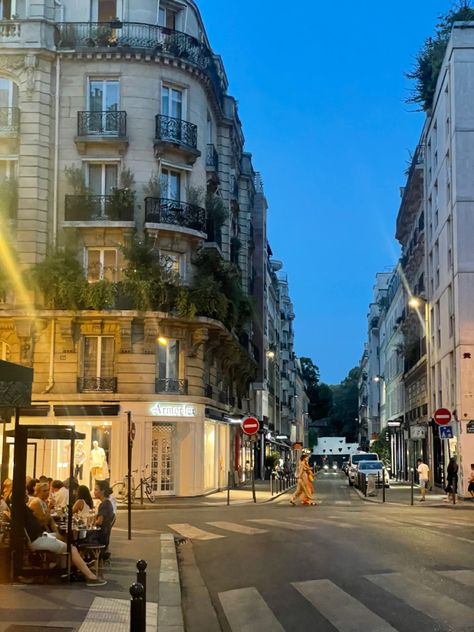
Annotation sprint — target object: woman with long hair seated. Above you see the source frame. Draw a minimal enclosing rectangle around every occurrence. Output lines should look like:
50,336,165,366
72,485,94,520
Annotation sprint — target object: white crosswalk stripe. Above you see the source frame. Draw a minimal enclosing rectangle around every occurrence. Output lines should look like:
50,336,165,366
437,569,474,586
206,521,268,535
218,587,285,632
292,579,397,631
294,516,353,529
366,572,474,631
167,523,225,540
247,518,314,531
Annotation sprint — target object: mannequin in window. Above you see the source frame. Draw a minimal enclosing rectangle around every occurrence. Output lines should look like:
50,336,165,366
90,440,108,481
74,440,86,481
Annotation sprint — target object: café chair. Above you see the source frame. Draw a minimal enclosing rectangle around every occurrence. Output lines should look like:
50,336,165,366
78,542,106,577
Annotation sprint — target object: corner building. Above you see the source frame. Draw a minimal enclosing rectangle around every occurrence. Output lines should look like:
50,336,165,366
0,0,265,496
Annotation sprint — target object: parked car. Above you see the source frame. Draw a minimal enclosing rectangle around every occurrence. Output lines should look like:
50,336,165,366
348,452,379,486
356,460,390,489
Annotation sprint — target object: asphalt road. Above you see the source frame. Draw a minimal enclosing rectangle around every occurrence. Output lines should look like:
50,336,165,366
122,471,474,632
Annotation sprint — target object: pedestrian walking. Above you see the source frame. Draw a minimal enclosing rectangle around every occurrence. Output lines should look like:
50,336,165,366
290,454,316,506
467,463,474,499
416,458,430,501
444,456,459,503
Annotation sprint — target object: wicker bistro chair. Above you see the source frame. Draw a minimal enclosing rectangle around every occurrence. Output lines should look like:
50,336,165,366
77,542,106,577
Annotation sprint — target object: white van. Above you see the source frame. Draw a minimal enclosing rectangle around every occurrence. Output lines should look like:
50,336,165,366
348,452,378,486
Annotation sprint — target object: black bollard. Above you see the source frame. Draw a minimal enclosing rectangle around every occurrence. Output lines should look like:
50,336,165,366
129,582,145,632
136,559,147,602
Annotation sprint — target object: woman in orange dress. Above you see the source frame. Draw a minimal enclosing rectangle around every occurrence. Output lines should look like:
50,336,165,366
290,455,316,505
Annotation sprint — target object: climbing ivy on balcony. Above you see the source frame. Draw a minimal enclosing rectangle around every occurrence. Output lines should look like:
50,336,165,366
407,2,474,111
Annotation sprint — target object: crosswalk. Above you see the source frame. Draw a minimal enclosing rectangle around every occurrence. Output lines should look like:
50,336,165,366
218,570,474,631
165,515,474,542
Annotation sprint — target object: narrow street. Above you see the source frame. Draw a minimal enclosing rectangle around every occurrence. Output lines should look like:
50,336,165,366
126,472,474,632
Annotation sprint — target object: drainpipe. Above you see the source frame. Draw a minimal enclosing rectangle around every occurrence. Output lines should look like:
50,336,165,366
43,319,55,394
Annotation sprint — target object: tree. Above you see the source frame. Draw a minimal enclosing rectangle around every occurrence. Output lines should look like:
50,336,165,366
323,367,361,441
407,1,474,111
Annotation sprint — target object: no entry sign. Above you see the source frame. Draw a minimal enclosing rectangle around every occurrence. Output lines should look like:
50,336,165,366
241,417,259,435
434,408,452,426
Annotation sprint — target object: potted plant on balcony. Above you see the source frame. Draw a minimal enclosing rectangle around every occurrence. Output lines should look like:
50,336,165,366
205,192,227,244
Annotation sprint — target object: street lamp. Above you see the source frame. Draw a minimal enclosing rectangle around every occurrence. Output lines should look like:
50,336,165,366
373,375,384,383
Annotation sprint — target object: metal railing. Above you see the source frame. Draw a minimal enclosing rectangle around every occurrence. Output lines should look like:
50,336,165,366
206,143,219,170
0,107,20,134
77,110,127,137
77,377,117,393
144,197,206,232
65,193,134,222
270,473,297,496
155,378,188,395
155,114,197,150
55,22,225,103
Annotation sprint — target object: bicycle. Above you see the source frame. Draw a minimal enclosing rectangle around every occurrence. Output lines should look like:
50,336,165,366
111,466,156,503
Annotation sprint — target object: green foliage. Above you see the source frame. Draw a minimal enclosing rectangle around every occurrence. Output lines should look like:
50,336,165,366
300,357,333,421
407,1,474,110
144,171,161,198
64,165,89,195
120,168,135,190
190,249,253,331
84,279,117,310
370,435,390,467
205,192,227,242
308,429,318,449
187,185,205,207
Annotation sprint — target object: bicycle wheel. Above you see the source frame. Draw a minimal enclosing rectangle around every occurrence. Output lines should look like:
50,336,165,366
111,481,126,500
144,482,155,503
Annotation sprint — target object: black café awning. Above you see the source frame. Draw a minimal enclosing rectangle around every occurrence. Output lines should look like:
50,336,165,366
6,425,85,441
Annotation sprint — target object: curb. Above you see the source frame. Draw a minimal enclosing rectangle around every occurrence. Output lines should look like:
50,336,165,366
116,485,296,510
158,533,184,632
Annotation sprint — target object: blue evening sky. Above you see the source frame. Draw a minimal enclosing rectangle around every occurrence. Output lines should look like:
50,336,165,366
199,0,448,384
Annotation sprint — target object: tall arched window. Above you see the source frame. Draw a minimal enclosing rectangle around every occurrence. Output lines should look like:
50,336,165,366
0,340,10,361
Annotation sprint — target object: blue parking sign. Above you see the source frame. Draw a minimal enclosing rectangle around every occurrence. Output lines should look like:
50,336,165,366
440,425,454,439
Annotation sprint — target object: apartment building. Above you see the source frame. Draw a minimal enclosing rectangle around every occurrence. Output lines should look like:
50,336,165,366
0,0,286,496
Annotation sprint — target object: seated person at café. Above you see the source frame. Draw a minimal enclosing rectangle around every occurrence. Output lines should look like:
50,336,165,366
28,482,60,535
1,478,12,511
50,480,69,510
93,480,114,548
26,478,38,503
72,485,94,520
24,504,106,586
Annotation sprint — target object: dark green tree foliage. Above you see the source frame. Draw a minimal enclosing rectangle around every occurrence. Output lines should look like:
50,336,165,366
327,367,360,441
370,435,390,466
407,1,474,110
190,249,253,332
300,357,333,421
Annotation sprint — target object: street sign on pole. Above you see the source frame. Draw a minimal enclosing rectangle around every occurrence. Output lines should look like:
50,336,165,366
241,417,259,435
439,425,454,439
433,408,452,425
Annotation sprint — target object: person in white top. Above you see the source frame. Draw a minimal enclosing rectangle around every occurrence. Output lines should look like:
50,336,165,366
417,458,430,501
49,480,69,510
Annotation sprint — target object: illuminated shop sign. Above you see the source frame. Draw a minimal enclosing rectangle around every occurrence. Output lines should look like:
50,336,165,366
149,402,197,417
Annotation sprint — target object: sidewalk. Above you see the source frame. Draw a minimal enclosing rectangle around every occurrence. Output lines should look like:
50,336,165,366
0,526,163,632
117,479,294,510
355,479,474,509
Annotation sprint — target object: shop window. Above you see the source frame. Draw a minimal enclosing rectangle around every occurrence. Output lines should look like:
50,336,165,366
85,247,118,282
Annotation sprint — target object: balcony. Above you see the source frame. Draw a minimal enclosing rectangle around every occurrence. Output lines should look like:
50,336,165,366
75,110,128,153
155,378,188,395
55,22,225,105
0,21,21,42
0,107,19,137
204,384,213,398
154,114,200,164
64,192,135,224
77,377,117,393
144,197,206,234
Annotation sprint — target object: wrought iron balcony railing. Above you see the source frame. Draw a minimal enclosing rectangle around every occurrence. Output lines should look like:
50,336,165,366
0,107,20,135
155,115,197,150
206,144,219,170
65,193,134,222
155,378,188,395
77,377,117,392
145,197,206,232
55,22,225,103
77,110,127,137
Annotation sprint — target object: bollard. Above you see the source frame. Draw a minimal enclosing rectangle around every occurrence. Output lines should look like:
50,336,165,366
251,471,256,504
136,559,147,602
410,468,414,506
129,582,145,632
270,473,273,496
382,469,386,503
227,471,231,506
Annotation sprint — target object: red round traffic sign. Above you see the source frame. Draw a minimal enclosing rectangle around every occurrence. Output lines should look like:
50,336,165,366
241,417,259,435
434,408,452,426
